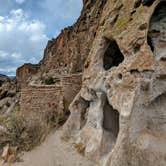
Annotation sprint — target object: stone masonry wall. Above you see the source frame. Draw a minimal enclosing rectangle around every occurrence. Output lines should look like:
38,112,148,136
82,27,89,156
20,85,63,113
61,73,82,104
20,74,82,114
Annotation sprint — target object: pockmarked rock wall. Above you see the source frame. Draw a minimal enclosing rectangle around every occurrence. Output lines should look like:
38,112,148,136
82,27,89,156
39,0,107,74
16,0,107,86
17,64,40,88
63,0,166,166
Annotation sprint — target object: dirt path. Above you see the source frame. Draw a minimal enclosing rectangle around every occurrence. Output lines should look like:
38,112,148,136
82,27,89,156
4,129,95,166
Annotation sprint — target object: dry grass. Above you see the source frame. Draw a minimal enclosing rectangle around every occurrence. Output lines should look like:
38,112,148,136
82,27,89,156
73,143,85,155
0,111,47,151
0,107,69,152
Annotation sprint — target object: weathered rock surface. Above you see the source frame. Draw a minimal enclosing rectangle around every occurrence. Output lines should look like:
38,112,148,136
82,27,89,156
16,0,107,85
0,74,9,83
0,145,17,163
6,0,166,165
16,64,40,88
0,77,18,114
39,0,107,74
63,0,166,166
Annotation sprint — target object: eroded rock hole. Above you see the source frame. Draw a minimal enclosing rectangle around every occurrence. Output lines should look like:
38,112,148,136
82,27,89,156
142,0,155,7
146,93,166,136
148,2,166,59
103,39,124,70
103,98,119,139
80,98,90,129
147,36,154,52
134,0,142,8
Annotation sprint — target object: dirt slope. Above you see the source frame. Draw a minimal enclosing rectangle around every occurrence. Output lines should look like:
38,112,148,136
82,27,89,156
3,129,95,166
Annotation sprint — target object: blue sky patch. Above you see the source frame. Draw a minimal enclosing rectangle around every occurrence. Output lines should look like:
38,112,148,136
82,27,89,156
0,0,82,76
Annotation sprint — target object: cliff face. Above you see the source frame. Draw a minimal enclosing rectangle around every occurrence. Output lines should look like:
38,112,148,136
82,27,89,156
63,0,166,166
16,63,40,88
0,74,9,82
15,0,166,166
0,76,18,114
39,0,107,74
17,0,107,84
0,74,10,89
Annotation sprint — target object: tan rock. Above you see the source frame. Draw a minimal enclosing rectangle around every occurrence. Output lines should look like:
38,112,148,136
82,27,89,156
7,154,17,163
63,0,166,166
1,145,9,161
1,146,17,163
10,0,166,166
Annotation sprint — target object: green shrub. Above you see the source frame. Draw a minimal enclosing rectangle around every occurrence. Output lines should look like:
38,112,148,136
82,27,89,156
0,112,48,151
73,143,85,155
44,77,55,85
0,107,69,151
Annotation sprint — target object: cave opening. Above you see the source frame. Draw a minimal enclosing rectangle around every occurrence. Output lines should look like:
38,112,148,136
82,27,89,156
80,98,90,129
103,98,120,140
148,1,166,58
142,0,155,7
103,39,124,70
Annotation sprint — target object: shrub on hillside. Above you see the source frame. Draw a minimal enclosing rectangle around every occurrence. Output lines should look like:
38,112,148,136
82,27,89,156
0,112,47,151
0,108,69,152
44,77,55,85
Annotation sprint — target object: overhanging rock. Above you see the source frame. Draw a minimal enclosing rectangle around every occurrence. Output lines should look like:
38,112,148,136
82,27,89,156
63,1,166,165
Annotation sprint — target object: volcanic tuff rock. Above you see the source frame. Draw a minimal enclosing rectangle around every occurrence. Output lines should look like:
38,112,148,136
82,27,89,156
63,0,166,166
0,74,9,83
17,0,107,84
39,0,107,73
15,0,166,166
0,76,18,114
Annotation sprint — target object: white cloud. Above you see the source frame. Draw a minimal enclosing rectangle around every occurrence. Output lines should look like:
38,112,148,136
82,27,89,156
0,9,48,76
0,0,83,75
40,0,82,23
15,0,26,4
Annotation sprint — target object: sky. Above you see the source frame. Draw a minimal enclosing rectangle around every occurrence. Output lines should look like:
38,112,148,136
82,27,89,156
0,0,82,76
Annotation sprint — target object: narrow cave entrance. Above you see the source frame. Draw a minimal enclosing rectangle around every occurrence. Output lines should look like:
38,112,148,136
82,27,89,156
148,1,166,58
103,98,119,140
101,98,120,154
103,39,124,70
80,98,90,129
142,0,155,7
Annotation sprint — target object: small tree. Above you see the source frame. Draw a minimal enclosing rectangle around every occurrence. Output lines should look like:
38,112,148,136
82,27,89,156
44,77,55,85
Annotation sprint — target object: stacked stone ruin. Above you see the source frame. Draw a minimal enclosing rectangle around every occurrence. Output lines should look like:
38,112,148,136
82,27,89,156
20,74,82,115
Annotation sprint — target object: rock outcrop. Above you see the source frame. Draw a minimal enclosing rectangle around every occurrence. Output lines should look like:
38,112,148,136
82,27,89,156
15,0,108,137
63,0,166,166
0,77,18,114
17,0,107,85
9,0,166,165
0,74,9,83
0,74,10,89
39,0,107,74
16,63,40,88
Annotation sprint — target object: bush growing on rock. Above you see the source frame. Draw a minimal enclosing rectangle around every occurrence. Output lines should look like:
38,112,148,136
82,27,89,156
44,77,55,85
0,106,69,153
0,112,47,151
